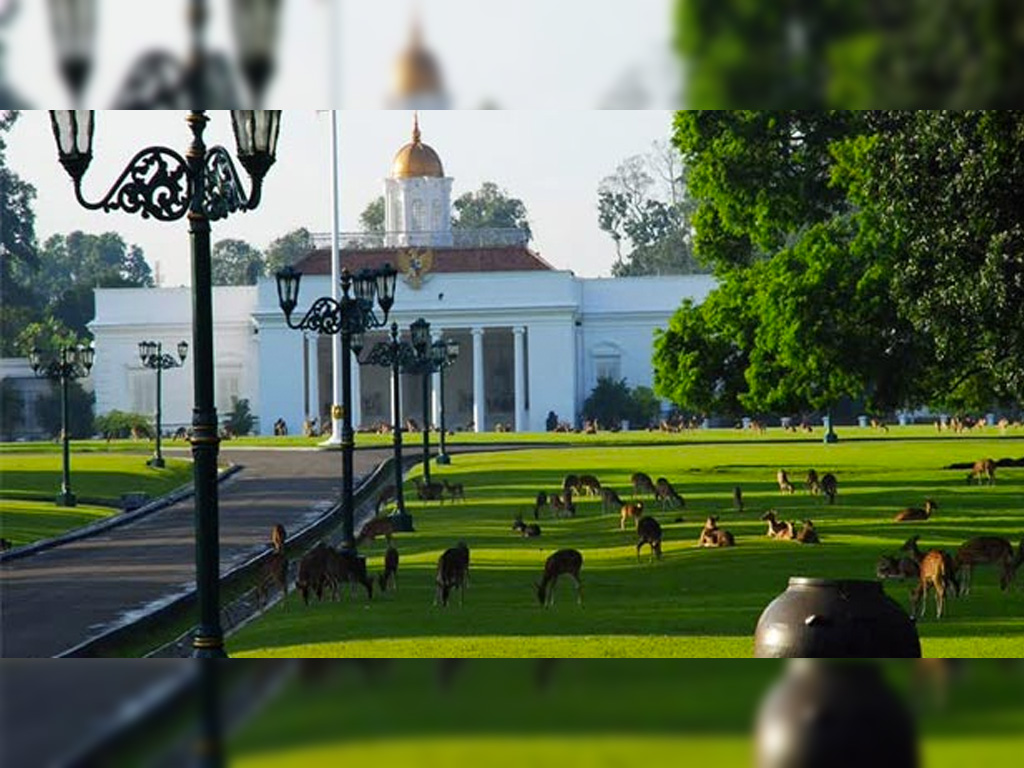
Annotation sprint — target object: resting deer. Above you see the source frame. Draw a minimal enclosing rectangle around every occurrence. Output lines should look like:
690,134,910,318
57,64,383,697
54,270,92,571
620,501,644,530
578,474,602,495
733,485,744,512
761,510,795,540
954,536,1018,594
601,487,624,514
435,542,470,607
698,516,735,548
378,546,399,593
894,499,938,522
794,520,820,545
631,471,657,498
443,480,466,503
776,469,794,494
357,517,396,546
512,513,542,538
820,473,838,505
902,536,958,619
805,469,821,495
967,458,997,485
536,549,584,606
636,516,663,562
654,477,685,509
876,553,920,581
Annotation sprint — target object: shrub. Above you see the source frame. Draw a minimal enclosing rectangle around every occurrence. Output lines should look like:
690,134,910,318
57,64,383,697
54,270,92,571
225,397,255,436
583,378,664,429
94,409,152,439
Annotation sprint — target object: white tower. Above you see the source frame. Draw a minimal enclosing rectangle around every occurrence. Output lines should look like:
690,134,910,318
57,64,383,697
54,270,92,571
385,114,453,248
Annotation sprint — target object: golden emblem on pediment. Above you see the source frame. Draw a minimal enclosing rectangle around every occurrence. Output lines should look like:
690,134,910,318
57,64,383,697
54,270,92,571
398,248,434,289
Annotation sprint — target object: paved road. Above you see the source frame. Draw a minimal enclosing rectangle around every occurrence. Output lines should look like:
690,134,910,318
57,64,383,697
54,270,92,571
0,448,392,659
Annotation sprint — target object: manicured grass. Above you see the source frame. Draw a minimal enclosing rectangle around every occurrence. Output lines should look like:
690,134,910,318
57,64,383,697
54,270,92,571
0,452,193,546
230,437,1024,658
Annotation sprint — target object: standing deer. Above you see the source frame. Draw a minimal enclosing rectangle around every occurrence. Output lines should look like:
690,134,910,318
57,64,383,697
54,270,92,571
325,547,374,601
435,542,470,607
901,536,958,619
733,485,744,512
966,458,997,485
654,477,685,509
357,517,396,546
761,510,795,539
535,549,584,606
620,501,645,530
631,472,657,498
533,491,548,519
270,523,286,554
562,474,582,496
894,499,938,522
378,546,399,593
795,520,820,544
776,469,795,494
636,516,663,562
442,480,466,503
413,477,445,501
954,536,1016,594
820,473,838,504
805,469,821,495
601,487,625,514
578,474,602,495
698,516,735,548
296,543,332,605
257,548,288,608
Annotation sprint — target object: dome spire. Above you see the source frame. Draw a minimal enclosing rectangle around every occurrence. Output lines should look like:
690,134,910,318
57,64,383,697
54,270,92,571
413,111,421,144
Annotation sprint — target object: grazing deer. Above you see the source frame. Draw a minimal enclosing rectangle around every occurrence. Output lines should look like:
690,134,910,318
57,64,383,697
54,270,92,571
601,487,625,514
733,485,744,512
894,499,938,522
902,536,958,619
654,477,685,509
270,523,286,554
776,469,795,494
620,501,645,530
413,477,445,502
324,547,374,601
795,520,820,545
296,543,332,605
698,516,735,548
357,517,395,546
562,474,582,496
435,542,470,607
636,516,663,562
631,471,657,498
443,480,466,503
876,553,920,581
805,469,821,495
536,549,584,606
533,491,548,520
954,536,1016,594
761,510,795,540
966,458,997,485
512,513,542,538
578,474,602,495
378,546,399,593
820,473,838,505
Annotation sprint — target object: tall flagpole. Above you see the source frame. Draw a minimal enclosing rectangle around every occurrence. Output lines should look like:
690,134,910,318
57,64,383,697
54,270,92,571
323,108,344,446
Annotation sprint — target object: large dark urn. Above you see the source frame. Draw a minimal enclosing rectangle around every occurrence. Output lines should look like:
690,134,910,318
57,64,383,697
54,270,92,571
756,661,919,768
754,578,920,658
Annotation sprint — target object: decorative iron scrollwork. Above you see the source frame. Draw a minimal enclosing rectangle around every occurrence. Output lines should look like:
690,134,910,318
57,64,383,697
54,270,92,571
291,297,344,335
204,146,249,221
79,146,191,221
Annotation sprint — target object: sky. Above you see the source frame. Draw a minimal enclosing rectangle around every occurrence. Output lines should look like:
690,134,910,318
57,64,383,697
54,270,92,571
6,109,676,287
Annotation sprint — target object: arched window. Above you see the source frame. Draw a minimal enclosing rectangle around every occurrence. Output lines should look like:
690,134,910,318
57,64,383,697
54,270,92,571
411,199,425,231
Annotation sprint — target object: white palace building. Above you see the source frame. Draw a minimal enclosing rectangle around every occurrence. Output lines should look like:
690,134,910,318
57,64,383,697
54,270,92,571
89,120,714,436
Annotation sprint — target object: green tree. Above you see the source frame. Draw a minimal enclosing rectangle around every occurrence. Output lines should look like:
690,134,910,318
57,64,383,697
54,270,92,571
265,228,313,275
224,397,255,436
211,239,264,286
452,182,532,241
37,381,95,439
583,378,635,427
359,197,386,233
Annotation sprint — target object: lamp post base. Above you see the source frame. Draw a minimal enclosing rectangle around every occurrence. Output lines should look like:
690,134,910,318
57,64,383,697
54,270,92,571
823,430,839,444
147,456,166,469
389,511,416,533
436,453,451,465
55,491,77,508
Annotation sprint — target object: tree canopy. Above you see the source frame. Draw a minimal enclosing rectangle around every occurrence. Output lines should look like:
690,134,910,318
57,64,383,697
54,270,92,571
265,228,313,275
211,238,265,286
452,182,532,241
359,197,386,233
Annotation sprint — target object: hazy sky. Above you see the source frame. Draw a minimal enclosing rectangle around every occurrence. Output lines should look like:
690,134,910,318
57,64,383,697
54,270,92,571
7,109,676,286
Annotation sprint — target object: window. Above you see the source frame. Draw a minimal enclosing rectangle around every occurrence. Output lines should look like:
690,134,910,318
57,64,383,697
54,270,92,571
217,372,241,413
130,369,155,414
411,199,425,231
594,357,621,383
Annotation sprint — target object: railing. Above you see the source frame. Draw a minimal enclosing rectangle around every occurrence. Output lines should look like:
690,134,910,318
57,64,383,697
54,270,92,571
310,228,530,251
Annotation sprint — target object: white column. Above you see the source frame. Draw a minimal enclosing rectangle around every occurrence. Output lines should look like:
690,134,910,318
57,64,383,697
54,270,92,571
513,326,526,432
472,327,485,432
351,351,362,429
431,329,443,427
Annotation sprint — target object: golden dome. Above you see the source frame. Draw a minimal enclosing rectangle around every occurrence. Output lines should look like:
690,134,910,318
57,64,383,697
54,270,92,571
391,114,445,179
393,21,445,99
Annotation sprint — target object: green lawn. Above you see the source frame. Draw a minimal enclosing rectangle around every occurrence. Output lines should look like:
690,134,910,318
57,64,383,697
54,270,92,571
0,452,193,546
229,437,1024,658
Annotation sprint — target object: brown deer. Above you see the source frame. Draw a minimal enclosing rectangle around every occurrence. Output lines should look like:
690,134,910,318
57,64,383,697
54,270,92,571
776,469,795,494
805,469,821,495
578,474,602,495
442,480,466,503
733,485,744,512
967,458,997,486
562,474,582,495
375,485,397,515
876,553,920,581
761,510,795,540
296,543,332,605
413,477,445,501
536,549,584,606
550,488,576,517
601,487,625,514
901,536,958,619
820,473,838,505
654,477,685,509
324,547,374,601
270,523,286,554
636,516,663,562
620,501,645,530
256,551,288,608
378,546,399,593
954,536,1017,594
357,517,396,546
698,516,735,548
631,471,657,498
512,513,542,538
435,542,470,607
794,520,820,545
894,498,938,522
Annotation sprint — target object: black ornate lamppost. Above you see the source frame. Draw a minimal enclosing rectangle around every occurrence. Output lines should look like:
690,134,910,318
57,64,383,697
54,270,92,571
29,343,95,507
138,340,189,469
408,318,436,484
431,336,460,465
48,108,282,663
275,264,398,551
354,322,418,532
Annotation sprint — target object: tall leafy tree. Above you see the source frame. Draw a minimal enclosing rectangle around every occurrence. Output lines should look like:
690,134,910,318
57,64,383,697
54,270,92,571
265,228,313,275
211,238,265,285
359,197,385,234
452,182,532,241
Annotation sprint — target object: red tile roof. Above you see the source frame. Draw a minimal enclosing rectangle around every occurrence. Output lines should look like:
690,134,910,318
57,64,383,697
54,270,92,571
294,246,555,275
